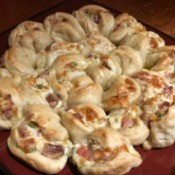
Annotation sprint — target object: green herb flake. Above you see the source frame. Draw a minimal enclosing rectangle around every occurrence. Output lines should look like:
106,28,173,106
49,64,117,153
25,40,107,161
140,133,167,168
36,84,43,89
68,148,74,157
27,121,38,128
157,113,163,118
29,146,36,152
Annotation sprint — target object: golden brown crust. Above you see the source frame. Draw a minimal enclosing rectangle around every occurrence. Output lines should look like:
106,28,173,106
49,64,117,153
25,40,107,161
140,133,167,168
61,103,107,143
44,12,86,42
109,106,149,145
9,21,53,53
8,104,72,174
68,83,103,106
0,77,23,130
103,75,141,111
3,47,36,76
72,128,142,175
121,31,165,64
143,105,175,150
73,5,115,37
109,13,146,45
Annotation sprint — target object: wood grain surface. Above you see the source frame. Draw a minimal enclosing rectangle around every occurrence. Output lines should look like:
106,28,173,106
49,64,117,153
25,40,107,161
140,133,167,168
0,0,174,38
93,0,175,38
0,0,66,33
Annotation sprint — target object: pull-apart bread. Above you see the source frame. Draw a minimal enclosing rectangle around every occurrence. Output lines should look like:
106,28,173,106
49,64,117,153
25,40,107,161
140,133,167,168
0,3,174,175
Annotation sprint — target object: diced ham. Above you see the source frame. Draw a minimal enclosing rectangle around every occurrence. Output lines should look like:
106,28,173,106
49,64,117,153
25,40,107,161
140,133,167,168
42,143,64,159
93,14,100,24
158,101,170,111
33,27,40,30
150,38,159,49
65,105,72,112
168,50,175,59
73,113,84,123
77,146,92,161
163,85,173,98
102,61,111,70
18,125,30,138
3,110,13,119
165,72,175,79
121,116,135,128
46,93,60,108
1,95,17,119
37,70,49,78
20,138,36,153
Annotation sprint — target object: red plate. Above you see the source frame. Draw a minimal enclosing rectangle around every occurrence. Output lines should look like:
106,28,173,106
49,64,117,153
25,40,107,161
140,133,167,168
0,0,175,175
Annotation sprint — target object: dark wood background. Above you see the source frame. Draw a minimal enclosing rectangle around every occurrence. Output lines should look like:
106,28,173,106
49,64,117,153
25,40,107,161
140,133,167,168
0,0,174,38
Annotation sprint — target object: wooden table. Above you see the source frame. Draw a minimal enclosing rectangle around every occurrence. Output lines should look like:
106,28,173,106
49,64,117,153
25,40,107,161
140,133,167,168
0,0,174,38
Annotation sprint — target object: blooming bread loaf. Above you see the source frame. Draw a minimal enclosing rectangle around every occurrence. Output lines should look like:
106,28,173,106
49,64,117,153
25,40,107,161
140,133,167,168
0,3,174,175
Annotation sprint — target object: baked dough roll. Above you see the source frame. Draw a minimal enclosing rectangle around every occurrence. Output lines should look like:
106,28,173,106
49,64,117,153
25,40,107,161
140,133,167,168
143,105,175,150
146,46,175,83
8,21,53,53
44,69,68,101
109,13,146,45
0,68,22,85
8,104,72,174
109,46,143,75
50,53,88,91
121,31,165,65
73,5,115,37
86,53,122,88
61,104,108,143
102,75,141,112
132,69,174,116
67,82,103,107
21,70,67,110
44,12,86,42
81,32,116,56
36,41,84,69
109,106,149,145
2,47,37,76
72,128,142,175
50,53,87,75
0,77,23,130
70,74,94,89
